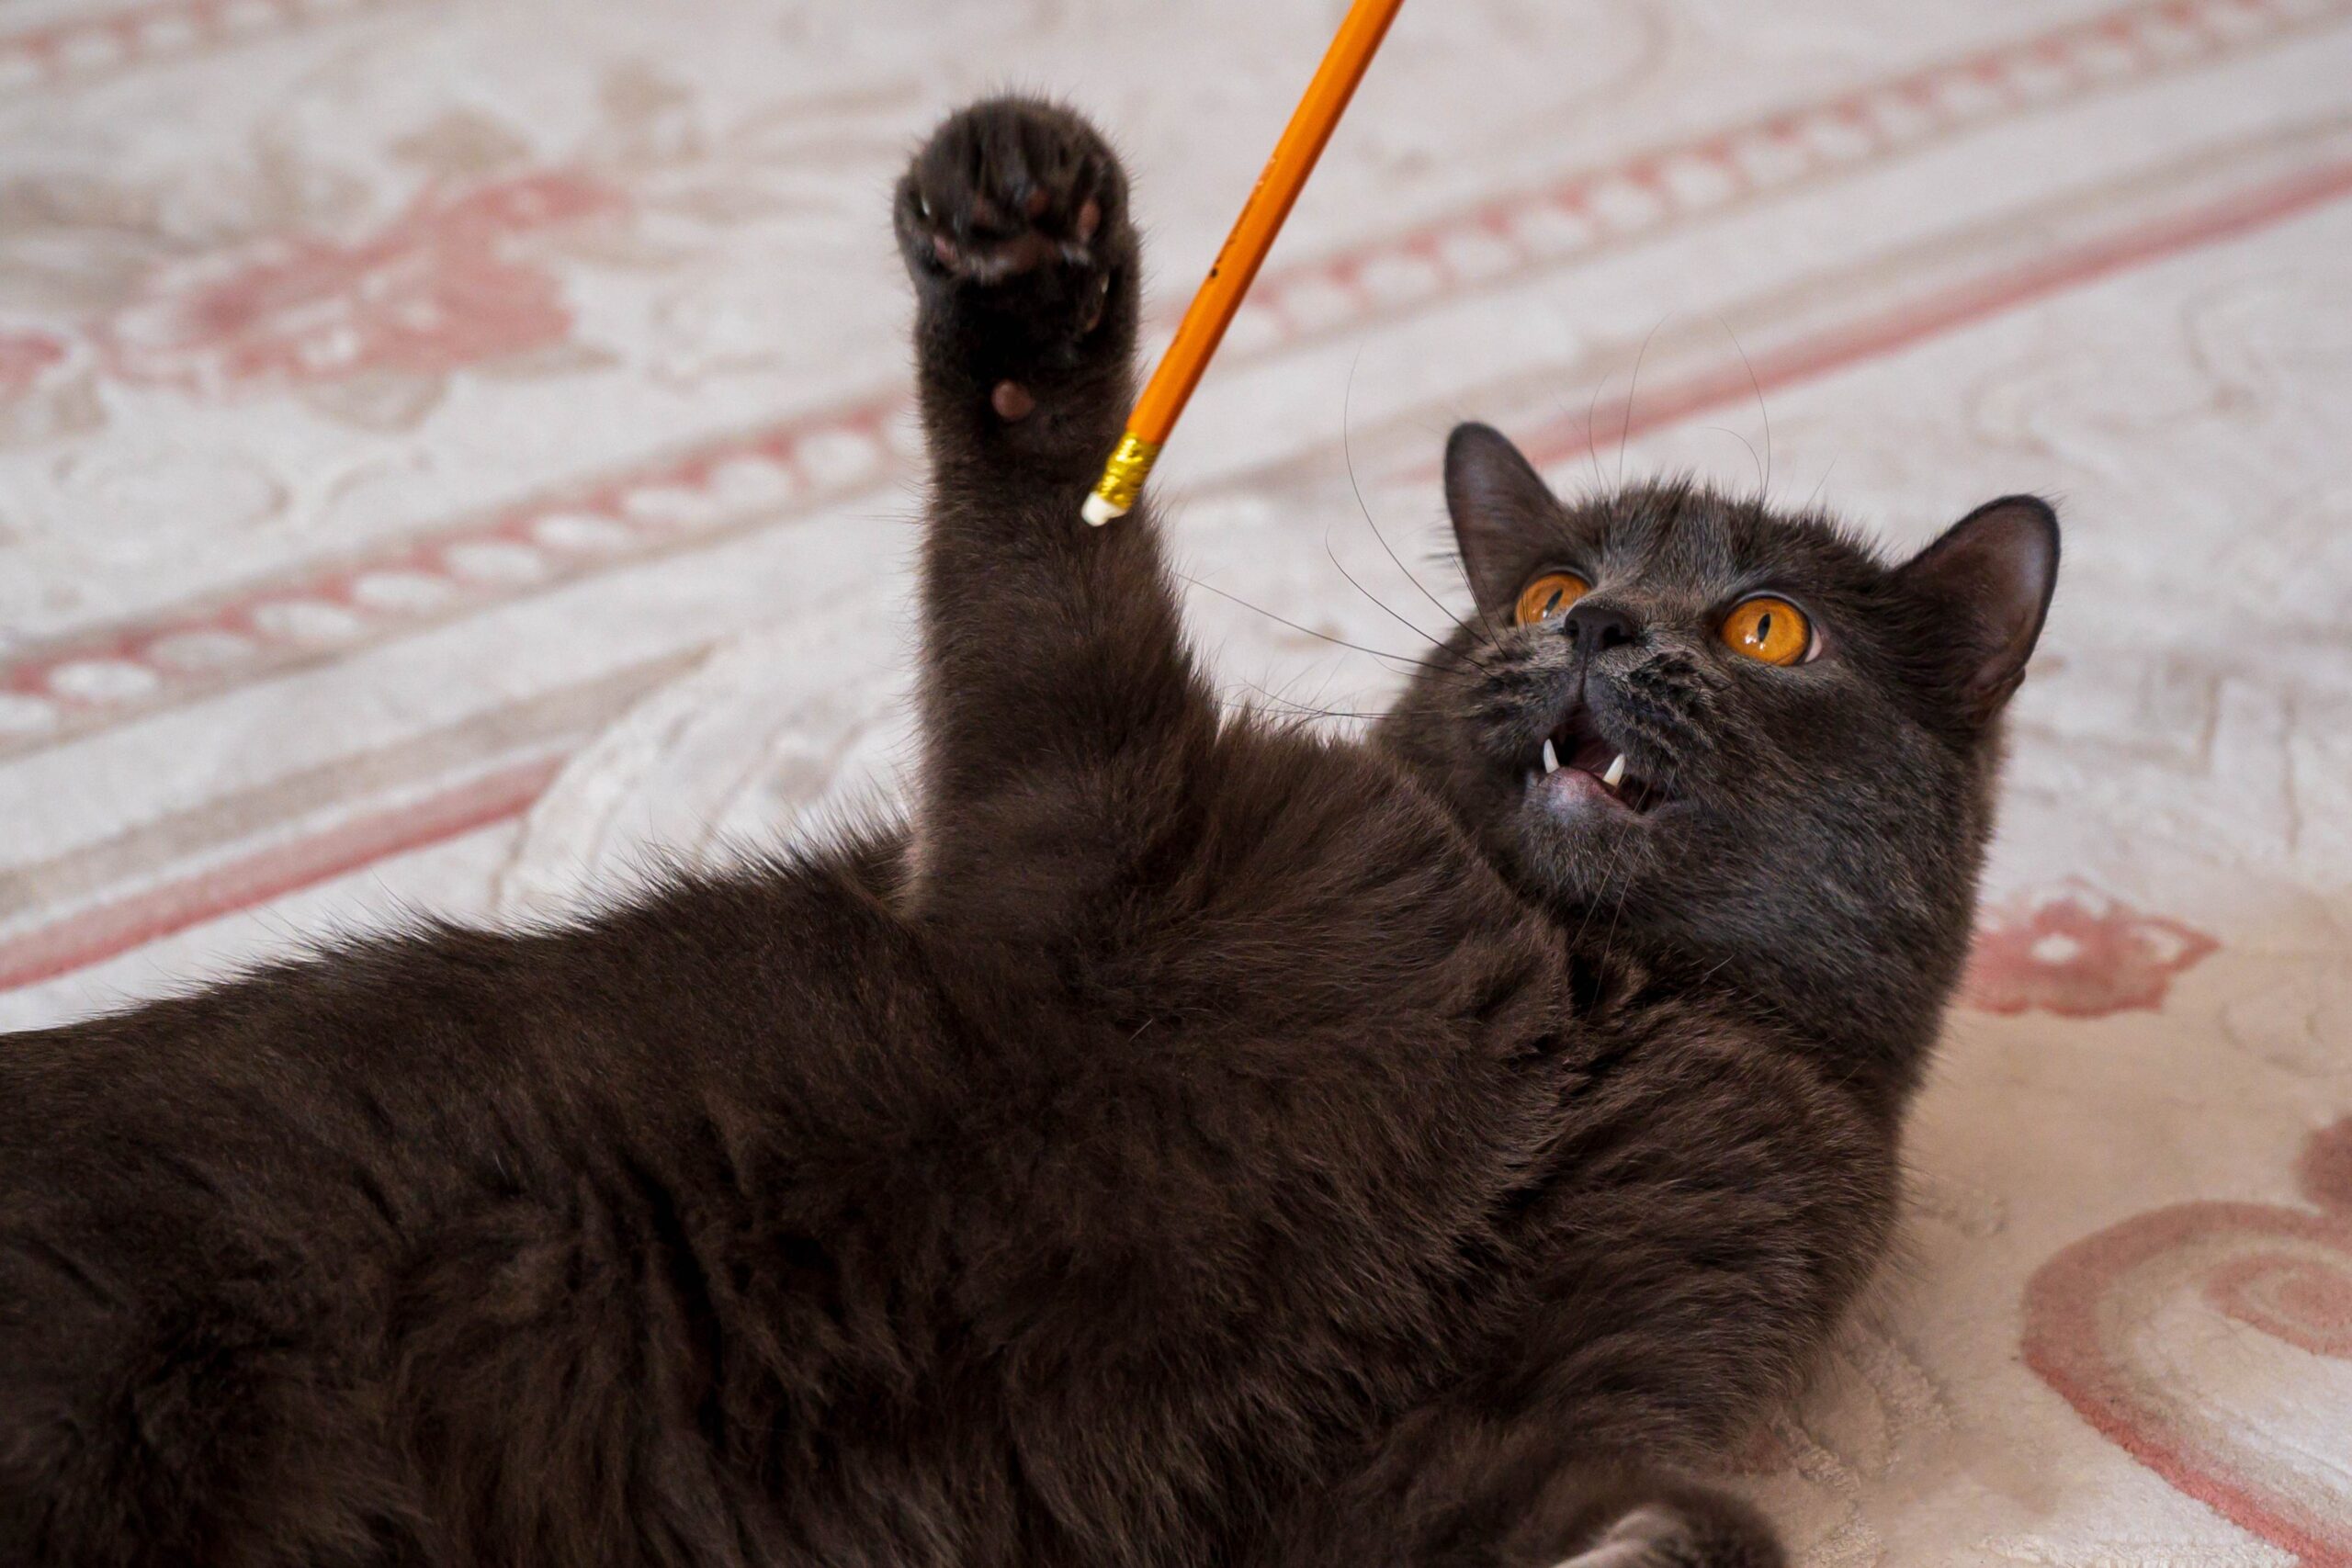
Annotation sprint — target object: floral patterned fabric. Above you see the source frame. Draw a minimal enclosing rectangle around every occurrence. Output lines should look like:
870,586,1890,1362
3,1,2348,1561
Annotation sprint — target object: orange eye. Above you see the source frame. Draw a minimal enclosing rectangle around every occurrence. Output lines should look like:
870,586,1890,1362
1513,571,1590,626
1720,596,1813,666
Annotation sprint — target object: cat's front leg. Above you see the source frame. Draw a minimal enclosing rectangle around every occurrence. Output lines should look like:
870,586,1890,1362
893,99,1216,940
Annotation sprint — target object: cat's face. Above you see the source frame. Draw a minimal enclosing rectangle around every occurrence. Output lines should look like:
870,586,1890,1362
1377,424,2058,1055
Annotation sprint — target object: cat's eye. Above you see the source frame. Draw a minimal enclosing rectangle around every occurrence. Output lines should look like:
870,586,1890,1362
1513,571,1589,626
1720,596,1814,666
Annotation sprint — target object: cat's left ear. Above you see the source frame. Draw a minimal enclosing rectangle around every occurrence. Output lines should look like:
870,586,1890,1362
1895,495,2060,725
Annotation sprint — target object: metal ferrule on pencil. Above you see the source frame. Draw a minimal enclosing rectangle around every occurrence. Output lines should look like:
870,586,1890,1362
1084,433,1162,526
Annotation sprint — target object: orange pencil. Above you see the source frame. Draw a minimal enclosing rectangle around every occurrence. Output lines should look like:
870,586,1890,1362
1082,0,1408,525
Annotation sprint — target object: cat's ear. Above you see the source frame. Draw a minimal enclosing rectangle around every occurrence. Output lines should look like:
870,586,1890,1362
1895,495,2060,725
1445,423,1560,610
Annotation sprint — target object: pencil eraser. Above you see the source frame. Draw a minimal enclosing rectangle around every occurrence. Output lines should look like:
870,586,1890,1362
1081,492,1126,526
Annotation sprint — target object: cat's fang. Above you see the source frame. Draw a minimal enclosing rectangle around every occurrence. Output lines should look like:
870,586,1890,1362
1601,754,1627,789
1542,739,1561,775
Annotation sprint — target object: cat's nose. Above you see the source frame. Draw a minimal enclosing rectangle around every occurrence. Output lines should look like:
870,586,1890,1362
1562,601,1639,654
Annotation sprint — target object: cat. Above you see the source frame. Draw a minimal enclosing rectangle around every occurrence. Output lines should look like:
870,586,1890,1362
0,96,2058,1568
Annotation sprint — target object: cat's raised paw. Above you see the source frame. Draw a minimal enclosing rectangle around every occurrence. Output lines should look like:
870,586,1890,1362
895,96,1128,294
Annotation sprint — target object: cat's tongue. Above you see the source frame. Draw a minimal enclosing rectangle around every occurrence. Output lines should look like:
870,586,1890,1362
1566,733,1621,780
1542,733,1626,782
1539,737,1632,806
1540,761,1625,812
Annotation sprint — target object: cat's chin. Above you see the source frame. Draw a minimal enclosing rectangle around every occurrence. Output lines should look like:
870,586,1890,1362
1497,779,1676,912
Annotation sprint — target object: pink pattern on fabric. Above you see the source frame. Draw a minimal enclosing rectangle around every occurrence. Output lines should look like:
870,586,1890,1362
1964,881,2217,1017
0,330,68,400
98,173,625,395
2202,1254,2352,1359
2024,1118,2352,1566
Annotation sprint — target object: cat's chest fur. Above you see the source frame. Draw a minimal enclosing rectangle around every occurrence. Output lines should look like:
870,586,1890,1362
876,740,1888,1467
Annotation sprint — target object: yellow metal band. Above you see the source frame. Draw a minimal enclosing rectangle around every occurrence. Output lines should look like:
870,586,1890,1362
1091,432,1163,516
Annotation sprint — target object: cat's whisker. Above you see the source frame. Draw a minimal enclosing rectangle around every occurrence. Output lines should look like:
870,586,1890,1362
1238,682,1413,725
1235,659,1414,728
1619,317,1667,493
1321,523,1462,667
1591,850,1636,982
1715,314,1772,503
1177,573,1488,686
1565,829,1634,957
1340,365,1506,649
1319,536,1505,690
1801,457,1838,518
1700,426,1764,499
1583,370,1612,499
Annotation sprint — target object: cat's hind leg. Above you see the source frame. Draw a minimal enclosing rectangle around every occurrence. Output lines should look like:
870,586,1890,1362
1274,1425,1786,1568
1539,1486,1785,1568
893,98,1217,946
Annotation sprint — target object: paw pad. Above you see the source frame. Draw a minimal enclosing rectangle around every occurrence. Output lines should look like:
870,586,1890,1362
896,97,1125,289
990,381,1036,422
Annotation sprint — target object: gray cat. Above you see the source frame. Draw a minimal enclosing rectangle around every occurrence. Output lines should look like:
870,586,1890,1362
0,96,2057,1566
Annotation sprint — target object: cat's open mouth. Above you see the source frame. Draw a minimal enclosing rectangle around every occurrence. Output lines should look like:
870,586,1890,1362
1533,706,1672,815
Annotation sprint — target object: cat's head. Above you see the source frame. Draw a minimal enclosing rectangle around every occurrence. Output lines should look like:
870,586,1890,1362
1377,423,2058,1088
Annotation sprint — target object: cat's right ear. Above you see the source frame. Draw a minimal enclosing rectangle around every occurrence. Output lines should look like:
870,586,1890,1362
1444,423,1560,611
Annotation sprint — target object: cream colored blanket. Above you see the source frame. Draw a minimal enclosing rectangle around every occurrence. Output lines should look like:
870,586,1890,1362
4,0,2347,1559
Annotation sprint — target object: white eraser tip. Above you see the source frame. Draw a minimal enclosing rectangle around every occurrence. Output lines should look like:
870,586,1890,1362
1080,493,1126,526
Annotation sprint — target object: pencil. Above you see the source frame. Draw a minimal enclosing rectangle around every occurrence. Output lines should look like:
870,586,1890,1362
1082,0,1408,525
